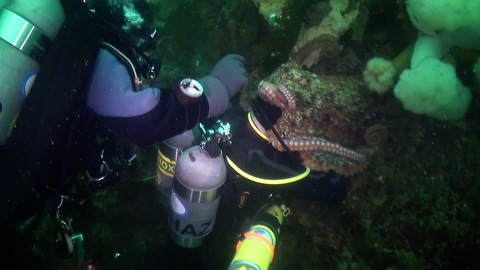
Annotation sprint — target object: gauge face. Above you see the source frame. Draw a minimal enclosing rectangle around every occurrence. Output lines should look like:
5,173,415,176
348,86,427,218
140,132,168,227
179,78,203,98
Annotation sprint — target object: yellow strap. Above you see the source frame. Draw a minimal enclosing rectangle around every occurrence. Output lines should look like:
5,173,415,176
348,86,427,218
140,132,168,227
226,156,310,185
247,111,269,141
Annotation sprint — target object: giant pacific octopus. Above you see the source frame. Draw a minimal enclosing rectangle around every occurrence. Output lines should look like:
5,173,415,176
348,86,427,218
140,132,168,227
246,0,385,176
255,61,387,176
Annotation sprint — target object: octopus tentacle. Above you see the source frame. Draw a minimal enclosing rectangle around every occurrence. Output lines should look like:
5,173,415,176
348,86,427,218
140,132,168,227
258,80,296,111
302,147,370,176
270,136,365,162
277,84,296,111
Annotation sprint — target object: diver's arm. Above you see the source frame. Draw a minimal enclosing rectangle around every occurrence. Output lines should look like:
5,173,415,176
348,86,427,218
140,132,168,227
88,50,248,146
88,49,209,146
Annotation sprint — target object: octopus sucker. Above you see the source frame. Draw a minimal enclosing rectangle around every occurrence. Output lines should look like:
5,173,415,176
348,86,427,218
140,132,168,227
258,80,297,111
277,84,296,111
270,136,365,163
299,151,368,177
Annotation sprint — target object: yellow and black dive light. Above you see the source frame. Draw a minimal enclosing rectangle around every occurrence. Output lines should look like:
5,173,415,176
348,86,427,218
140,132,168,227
229,202,290,270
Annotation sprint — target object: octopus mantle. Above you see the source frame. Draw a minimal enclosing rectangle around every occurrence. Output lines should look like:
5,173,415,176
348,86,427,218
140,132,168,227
257,61,382,176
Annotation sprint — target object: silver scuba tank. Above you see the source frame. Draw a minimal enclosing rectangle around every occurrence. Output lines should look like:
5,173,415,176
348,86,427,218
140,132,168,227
168,121,231,248
168,144,226,248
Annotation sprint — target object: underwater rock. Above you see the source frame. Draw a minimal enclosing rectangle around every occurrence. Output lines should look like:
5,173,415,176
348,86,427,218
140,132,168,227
291,0,359,68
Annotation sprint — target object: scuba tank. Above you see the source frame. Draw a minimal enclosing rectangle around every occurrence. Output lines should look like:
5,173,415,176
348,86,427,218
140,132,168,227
156,139,182,205
168,120,231,248
156,129,199,206
0,0,65,144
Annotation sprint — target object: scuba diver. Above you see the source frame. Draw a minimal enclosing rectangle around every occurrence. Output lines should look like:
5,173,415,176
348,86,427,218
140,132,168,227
0,0,344,268
0,0,247,268
87,0,248,147
83,0,248,185
163,99,347,269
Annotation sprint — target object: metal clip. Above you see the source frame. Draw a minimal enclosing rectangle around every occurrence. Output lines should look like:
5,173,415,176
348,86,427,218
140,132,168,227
280,204,291,218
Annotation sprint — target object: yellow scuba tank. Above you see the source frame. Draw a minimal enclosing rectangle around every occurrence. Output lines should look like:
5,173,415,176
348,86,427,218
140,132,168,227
156,128,199,206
